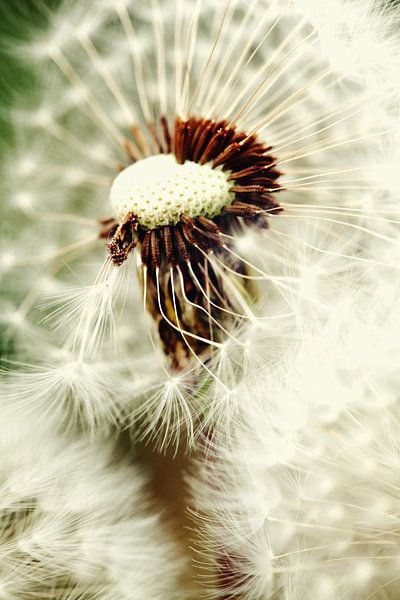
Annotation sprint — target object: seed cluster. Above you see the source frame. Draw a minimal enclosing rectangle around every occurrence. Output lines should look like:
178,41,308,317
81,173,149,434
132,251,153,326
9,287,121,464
110,154,235,229
106,115,282,271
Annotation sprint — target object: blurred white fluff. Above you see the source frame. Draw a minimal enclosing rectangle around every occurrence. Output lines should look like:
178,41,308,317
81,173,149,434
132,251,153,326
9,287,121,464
190,271,400,598
0,411,186,599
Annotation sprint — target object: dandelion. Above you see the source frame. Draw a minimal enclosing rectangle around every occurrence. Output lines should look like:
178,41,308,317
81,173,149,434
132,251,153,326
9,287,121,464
2,0,399,439
0,0,400,596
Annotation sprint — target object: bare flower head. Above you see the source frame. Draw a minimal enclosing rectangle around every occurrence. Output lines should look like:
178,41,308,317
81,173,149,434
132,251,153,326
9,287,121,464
102,112,282,367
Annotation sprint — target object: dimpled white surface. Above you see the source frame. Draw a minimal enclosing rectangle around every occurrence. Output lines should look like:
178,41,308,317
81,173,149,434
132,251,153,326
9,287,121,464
110,154,234,229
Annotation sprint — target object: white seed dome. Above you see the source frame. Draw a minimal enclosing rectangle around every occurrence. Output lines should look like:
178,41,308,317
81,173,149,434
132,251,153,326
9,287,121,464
110,154,234,229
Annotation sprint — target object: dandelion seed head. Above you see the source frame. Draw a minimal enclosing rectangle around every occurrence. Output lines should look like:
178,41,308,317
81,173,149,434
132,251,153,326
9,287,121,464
1,0,399,595
110,154,234,228
1,0,399,449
